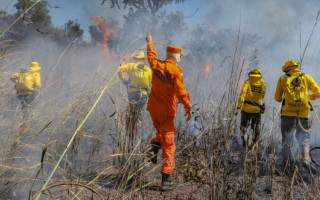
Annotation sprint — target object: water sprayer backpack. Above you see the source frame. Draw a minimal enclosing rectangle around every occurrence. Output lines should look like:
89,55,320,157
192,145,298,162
15,72,34,91
129,63,150,90
283,73,311,112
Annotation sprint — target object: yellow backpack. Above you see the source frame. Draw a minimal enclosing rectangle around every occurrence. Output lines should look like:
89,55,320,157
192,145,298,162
15,72,34,91
129,63,150,89
283,73,310,112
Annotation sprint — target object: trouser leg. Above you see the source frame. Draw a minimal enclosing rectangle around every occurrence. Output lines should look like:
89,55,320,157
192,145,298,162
161,132,176,175
149,112,162,144
251,113,261,151
296,117,311,162
149,112,176,174
18,95,27,110
281,116,295,168
159,114,176,175
240,111,252,148
148,112,162,164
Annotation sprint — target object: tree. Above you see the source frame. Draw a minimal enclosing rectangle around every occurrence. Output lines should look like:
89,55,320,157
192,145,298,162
183,25,260,65
0,10,16,40
98,0,187,52
13,0,52,38
64,19,84,42
100,0,185,13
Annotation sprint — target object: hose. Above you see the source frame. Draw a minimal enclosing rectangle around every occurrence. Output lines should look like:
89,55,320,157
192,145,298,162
297,111,313,132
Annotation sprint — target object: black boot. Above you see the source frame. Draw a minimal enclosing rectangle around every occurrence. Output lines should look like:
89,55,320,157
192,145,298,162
161,172,174,191
147,142,161,164
302,160,318,174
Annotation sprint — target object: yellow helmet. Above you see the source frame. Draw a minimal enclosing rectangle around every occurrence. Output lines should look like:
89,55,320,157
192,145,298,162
28,62,41,72
282,60,301,72
248,68,262,79
133,51,146,59
249,68,261,74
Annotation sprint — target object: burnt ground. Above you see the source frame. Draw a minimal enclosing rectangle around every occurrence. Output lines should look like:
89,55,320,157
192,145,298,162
3,146,320,199
71,150,320,200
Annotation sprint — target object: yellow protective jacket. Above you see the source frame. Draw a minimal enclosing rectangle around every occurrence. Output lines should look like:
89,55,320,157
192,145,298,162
10,63,41,95
275,69,320,117
238,74,266,113
118,61,152,96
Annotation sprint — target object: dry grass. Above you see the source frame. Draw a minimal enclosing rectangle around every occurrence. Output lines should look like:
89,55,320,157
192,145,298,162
0,36,320,200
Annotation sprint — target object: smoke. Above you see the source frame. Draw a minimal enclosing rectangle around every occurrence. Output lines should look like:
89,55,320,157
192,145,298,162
2,0,320,197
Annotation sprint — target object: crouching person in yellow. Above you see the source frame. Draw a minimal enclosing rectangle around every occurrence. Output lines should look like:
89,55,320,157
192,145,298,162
10,62,41,110
237,68,266,150
118,51,152,137
275,60,320,170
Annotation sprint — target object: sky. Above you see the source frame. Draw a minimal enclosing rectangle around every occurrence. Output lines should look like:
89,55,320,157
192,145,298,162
2,0,319,48
2,0,320,71
1,0,210,41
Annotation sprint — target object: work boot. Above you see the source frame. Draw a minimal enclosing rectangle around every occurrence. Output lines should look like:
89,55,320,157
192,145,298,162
302,145,318,174
161,172,174,191
147,142,161,164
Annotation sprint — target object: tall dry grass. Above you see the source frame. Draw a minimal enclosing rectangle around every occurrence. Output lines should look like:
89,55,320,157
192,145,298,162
0,35,320,200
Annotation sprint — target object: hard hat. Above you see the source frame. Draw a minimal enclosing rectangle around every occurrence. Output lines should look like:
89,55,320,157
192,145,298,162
28,61,41,71
167,46,184,56
282,60,301,72
249,68,261,74
31,62,39,67
133,51,146,59
248,68,261,77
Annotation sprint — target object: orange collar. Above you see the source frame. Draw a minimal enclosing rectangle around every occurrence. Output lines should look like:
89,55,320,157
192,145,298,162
164,59,177,65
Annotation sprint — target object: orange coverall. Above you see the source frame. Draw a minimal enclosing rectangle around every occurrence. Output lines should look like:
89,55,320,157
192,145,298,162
146,42,192,175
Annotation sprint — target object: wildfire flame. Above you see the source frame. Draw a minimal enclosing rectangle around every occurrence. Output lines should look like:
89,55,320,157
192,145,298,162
205,62,212,79
90,16,115,60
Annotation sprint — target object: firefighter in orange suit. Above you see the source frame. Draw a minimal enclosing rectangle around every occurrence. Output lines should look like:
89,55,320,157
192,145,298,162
145,32,192,190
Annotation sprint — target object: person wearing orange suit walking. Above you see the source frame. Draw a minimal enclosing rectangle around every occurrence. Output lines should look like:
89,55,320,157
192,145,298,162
145,32,192,190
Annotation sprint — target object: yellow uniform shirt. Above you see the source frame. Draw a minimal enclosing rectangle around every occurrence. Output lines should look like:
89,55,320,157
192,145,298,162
118,61,152,96
238,74,266,113
275,69,320,117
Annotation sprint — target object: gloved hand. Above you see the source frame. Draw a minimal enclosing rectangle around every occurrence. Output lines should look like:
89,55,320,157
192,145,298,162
185,109,192,121
146,32,152,43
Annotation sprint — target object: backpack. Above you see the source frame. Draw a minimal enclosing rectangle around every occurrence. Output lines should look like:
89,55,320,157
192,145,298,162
15,72,34,91
283,73,310,111
129,63,150,89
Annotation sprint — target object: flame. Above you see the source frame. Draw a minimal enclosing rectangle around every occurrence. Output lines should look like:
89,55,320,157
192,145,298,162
205,62,212,79
90,16,115,60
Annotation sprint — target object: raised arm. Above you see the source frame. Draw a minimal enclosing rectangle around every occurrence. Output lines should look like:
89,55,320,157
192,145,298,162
146,32,158,69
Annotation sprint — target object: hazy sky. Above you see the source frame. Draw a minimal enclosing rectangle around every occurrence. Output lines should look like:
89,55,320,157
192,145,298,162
1,0,209,40
2,0,320,46
2,0,320,69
